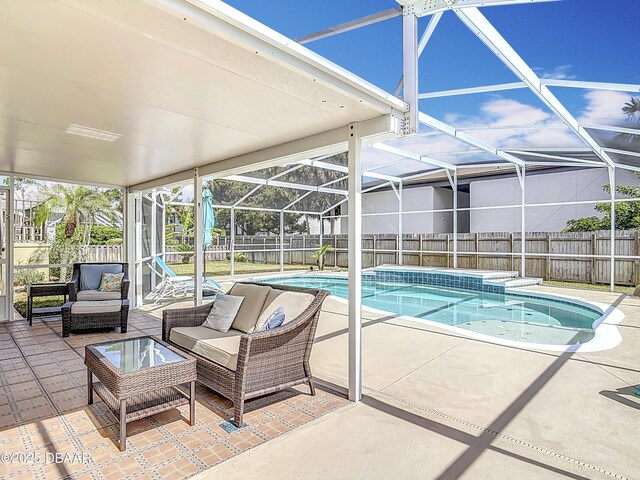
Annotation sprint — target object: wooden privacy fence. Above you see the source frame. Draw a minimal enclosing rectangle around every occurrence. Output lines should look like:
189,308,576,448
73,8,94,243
79,245,123,263
204,231,640,286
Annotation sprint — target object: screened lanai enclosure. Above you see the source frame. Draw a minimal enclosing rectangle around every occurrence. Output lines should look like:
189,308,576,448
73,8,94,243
0,0,639,405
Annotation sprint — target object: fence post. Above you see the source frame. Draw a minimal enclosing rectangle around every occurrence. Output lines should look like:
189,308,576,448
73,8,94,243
475,233,479,270
546,234,551,281
373,235,377,267
635,231,640,286
302,235,306,266
419,234,423,267
509,233,514,271
446,235,450,268
591,233,597,284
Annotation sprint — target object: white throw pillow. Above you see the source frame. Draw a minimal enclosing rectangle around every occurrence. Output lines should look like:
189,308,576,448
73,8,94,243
203,294,244,333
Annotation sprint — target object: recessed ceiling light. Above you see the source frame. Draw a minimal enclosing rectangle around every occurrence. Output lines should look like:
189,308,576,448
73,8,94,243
66,124,121,142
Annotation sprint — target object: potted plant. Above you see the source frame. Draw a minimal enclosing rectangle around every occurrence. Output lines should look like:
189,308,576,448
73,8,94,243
312,244,334,271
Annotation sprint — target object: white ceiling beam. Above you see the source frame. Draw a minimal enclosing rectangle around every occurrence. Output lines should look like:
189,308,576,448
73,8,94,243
195,114,404,180
296,7,402,44
603,148,640,159
418,112,525,166
455,7,614,167
419,81,526,99
504,150,605,166
401,0,557,17
283,191,314,211
401,168,444,180
395,11,443,97
297,159,402,182
233,184,263,207
540,79,640,93
156,0,407,115
372,142,457,170
402,9,419,134
583,125,640,136
459,123,566,132
418,12,443,56
225,175,347,195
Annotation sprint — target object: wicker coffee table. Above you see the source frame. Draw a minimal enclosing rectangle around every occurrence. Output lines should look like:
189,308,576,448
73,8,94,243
85,336,197,451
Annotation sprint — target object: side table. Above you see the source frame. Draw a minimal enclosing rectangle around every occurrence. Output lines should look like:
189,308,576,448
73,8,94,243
27,283,68,326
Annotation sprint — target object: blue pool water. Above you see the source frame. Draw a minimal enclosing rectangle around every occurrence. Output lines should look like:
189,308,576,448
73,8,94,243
261,275,602,346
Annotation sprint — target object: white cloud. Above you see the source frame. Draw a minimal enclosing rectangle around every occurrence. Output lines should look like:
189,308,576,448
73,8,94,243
359,89,635,173
538,64,576,80
480,98,551,127
577,89,630,126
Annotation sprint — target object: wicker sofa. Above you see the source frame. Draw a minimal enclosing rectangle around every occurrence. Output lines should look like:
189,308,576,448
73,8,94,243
162,281,329,427
61,262,130,337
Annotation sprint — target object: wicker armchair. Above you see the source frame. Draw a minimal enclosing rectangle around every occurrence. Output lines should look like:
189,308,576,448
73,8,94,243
162,282,329,427
62,262,130,337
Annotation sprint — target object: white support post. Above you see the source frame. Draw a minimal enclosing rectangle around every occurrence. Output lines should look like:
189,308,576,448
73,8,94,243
402,9,418,134
7,176,14,320
319,214,324,247
124,188,134,307
518,165,526,277
609,166,616,292
194,169,203,306
161,196,166,263
280,211,285,273
150,189,157,293
398,181,403,266
348,122,362,402
134,192,143,307
452,171,458,269
230,207,236,276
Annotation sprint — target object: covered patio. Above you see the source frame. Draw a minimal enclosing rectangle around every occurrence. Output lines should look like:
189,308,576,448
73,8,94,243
1,0,640,479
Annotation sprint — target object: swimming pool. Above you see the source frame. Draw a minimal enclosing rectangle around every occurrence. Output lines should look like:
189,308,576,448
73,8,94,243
259,274,608,348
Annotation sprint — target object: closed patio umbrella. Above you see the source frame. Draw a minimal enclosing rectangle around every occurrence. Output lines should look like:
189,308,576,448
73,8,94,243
202,188,215,283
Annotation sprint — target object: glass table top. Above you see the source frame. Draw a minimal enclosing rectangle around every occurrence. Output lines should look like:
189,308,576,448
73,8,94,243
92,337,186,373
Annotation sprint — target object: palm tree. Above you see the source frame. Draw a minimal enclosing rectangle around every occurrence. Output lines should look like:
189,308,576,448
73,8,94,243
618,96,640,147
35,184,116,279
623,97,640,123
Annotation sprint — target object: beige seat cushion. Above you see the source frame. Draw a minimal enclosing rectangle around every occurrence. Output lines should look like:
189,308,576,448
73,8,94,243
228,284,272,333
254,291,316,332
71,300,121,314
170,326,242,371
77,290,121,301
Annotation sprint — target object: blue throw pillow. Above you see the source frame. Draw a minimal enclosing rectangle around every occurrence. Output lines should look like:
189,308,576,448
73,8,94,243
80,264,123,291
261,307,285,331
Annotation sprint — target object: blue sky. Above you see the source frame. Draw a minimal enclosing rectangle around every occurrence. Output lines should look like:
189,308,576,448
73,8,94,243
224,0,640,167
225,0,639,116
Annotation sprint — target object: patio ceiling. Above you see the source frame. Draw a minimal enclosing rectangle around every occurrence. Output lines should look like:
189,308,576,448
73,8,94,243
0,0,406,187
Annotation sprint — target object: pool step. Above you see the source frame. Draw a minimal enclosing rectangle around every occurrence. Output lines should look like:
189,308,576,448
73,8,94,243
484,277,544,289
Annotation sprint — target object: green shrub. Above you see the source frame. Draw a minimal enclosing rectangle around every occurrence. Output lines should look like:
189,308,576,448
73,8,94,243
14,268,46,286
233,252,247,262
174,243,194,263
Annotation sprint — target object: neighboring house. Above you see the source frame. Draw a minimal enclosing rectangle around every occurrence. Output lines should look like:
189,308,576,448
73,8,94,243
340,167,638,234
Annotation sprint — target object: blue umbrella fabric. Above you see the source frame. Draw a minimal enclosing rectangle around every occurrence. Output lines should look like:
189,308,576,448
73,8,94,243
202,188,215,283
202,188,215,249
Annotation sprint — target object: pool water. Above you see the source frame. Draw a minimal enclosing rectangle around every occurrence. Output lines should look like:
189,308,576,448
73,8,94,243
261,275,601,346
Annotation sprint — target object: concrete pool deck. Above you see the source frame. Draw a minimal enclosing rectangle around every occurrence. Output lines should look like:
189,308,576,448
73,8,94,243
144,284,640,479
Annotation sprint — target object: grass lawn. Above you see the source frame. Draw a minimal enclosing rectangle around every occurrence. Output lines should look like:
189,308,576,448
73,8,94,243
543,280,635,294
169,261,307,277
13,294,66,318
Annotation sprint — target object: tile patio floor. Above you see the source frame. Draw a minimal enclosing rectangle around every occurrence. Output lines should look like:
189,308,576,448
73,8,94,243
0,311,347,480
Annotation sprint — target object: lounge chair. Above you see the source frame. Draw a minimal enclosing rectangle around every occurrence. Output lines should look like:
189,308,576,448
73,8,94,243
62,262,129,337
149,256,224,300
162,281,329,427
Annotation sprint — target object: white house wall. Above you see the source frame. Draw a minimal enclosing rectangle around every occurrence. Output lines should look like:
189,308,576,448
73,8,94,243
338,168,637,235
469,168,638,233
